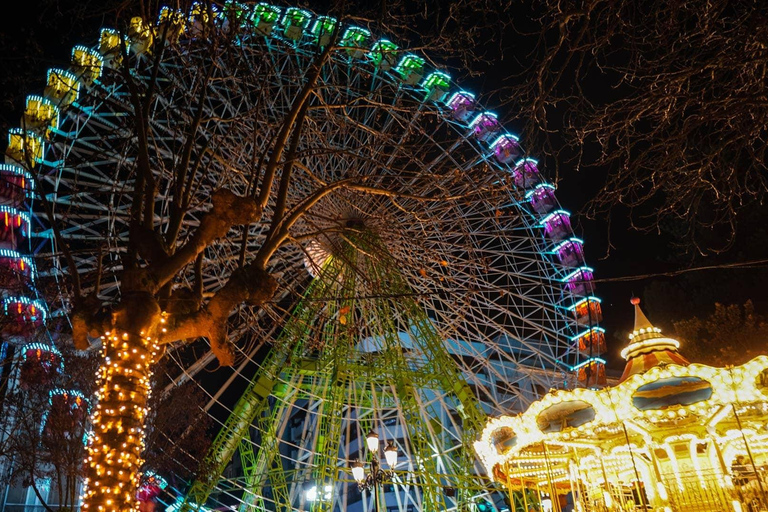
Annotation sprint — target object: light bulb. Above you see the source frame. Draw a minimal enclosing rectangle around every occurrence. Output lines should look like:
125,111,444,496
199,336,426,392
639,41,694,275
366,430,379,452
384,441,398,468
351,460,366,483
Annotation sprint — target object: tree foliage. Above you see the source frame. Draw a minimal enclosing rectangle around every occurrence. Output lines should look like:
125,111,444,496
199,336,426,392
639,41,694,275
672,300,768,366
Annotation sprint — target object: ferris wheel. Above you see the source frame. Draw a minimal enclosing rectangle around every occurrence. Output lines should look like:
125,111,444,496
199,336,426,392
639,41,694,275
5,2,607,511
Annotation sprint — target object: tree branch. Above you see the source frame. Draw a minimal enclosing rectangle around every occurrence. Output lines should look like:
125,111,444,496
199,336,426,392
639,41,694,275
160,264,278,366
166,57,216,247
255,29,338,210
148,189,262,292
254,178,357,267
29,473,56,512
255,179,488,267
272,100,310,226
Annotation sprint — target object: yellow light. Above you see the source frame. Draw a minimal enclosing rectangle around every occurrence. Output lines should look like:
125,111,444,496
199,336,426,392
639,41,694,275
656,481,668,501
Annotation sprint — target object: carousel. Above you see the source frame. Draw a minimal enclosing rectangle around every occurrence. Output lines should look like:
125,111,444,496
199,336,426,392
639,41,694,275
475,299,768,512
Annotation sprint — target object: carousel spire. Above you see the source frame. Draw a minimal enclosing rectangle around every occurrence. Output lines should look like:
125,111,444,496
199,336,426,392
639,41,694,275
631,296,654,333
620,298,689,382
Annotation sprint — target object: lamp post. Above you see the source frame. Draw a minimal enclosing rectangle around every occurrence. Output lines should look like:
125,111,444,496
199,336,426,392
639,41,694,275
351,430,401,512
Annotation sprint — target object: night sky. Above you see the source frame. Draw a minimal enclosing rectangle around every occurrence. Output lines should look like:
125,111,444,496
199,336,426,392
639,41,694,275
2,0,765,371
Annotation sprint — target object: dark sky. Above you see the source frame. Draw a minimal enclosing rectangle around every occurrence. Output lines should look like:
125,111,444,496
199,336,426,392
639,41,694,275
2,0,765,370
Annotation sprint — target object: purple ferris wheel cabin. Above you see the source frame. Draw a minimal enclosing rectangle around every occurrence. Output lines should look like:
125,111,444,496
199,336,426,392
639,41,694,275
525,184,557,214
512,159,542,190
491,134,522,164
563,266,596,296
469,112,501,142
540,209,572,241
552,238,585,268
446,91,476,122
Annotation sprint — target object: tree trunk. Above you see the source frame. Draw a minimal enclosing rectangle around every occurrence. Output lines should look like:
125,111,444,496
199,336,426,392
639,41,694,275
82,293,162,511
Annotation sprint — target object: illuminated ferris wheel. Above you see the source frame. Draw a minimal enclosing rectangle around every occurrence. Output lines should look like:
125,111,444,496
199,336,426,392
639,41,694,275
5,2,606,511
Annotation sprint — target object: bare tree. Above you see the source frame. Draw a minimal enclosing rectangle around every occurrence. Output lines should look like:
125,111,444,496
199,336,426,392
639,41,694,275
506,0,768,252
3,347,96,512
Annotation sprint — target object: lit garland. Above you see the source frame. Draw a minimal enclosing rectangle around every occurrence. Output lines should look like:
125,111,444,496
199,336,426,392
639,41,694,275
80,315,164,512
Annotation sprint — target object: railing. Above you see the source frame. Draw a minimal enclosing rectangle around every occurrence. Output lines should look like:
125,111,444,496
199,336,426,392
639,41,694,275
660,467,768,512
568,466,768,512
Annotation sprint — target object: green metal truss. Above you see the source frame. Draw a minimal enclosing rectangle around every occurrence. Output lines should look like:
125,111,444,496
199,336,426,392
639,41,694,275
181,261,345,511
183,234,495,511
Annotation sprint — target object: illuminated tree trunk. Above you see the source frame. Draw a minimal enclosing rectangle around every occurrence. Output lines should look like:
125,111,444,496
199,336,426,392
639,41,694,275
82,294,162,512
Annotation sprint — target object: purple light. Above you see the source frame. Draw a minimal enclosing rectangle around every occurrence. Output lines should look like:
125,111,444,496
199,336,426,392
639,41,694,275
529,186,557,214
471,113,500,141
492,135,522,164
447,92,475,121
566,269,595,295
512,159,541,189
543,212,571,240
556,240,584,267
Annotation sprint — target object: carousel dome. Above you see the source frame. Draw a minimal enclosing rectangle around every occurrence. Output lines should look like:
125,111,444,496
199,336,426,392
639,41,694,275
620,297,689,382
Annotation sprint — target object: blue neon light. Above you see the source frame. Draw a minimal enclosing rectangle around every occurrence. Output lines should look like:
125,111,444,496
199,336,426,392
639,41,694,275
561,266,594,283
539,209,570,227
524,182,555,199
567,296,602,311
551,238,584,254
570,357,607,371
569,326,606,342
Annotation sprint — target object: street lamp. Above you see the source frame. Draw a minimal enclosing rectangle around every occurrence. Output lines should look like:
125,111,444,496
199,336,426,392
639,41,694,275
351,430,402,512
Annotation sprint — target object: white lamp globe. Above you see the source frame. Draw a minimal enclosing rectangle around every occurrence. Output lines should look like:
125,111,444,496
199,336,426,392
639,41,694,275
366,430,379,452
351,460,366,484
384,441,398,468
